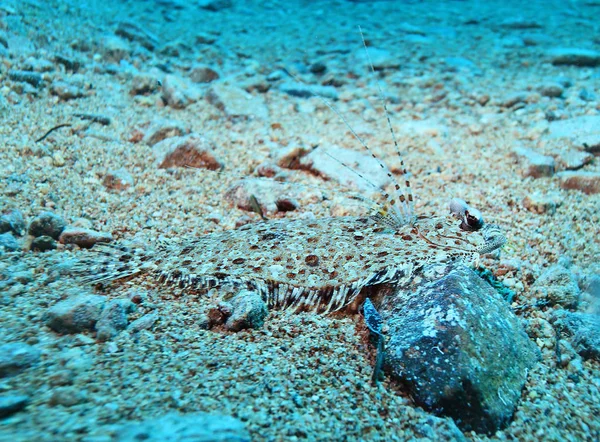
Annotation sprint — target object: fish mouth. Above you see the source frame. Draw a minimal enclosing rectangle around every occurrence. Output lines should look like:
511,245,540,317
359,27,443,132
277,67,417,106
478,224,507,254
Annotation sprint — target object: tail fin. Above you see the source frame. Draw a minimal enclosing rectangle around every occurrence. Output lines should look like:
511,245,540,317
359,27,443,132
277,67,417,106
71,243,156,285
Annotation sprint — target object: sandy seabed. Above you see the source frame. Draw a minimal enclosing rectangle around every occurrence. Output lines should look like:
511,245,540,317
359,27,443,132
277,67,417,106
0,0,599,441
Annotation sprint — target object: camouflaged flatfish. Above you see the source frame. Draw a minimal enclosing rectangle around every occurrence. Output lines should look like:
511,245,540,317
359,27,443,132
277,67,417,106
77,209,505,314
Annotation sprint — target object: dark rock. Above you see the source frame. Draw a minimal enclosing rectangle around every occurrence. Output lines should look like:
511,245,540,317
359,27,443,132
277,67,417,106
28,211,67,239
54,54,82,72
551,311,600,361
153,134,223,170
537,82,563,98
0,343,41,377
378,264,539,434
44,294,106,334
198,0,233,11
48,386,85,407
279,82,338,100
0,395,29,418
8,70,42,87
31,235,57,252
557,172,600,194
548,48,600,67
128,313,158,333
96,299,135,341
0,209,25,236
113,412,250,442
225,289,268,332
58,227,113,249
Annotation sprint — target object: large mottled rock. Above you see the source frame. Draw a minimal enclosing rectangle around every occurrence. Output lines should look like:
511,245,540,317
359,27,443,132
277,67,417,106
377,264,539,434
152,134,223,170
548,115,600,153
44,294,106,334
96,299,135,341
206,84,268,120
551,311,600,361
531,265,580,308
0,343,41,377
28,211,67,240
112,412,250,442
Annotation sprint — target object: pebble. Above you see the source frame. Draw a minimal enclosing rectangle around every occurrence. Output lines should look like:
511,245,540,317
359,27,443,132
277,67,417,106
0,343,41,377
537,82,563,98
225,289,268,332
547,48,600,67
557,171,600,194
511,146,555,178
548,115,600,153
50,80,86,100
0,395,29,418
44,294,107,334
152,134,223,170
143,118,189,146
531,265,580,308
189,63,220,83
0,209,24,235
58,227,113,248
48,386,85,407
103,168,134,191
96,299,135,341
8,70,42,87
278,82,338,100
500,91,529,108
30,235,57,251
128,313,158,333
130,74,160,96
100,35,131,62
0,232,20,252
54,53,81,72
198,0,233,11
522,193,558,215
556,149,593,171
161,74,203,109
206,83,269,120
28,211,67,240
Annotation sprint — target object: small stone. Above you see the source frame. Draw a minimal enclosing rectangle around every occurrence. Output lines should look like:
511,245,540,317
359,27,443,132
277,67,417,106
279,82,338,100
195,32,217,45
114,412,249,442
8,70,42,87
531,265,580,308
557,171,600,194
522,193,558,215
0,211,24,237
143,118,189,146
548,48,600,67
556,149,593,171
198,0,232,11
500,92,528,108
31,236,57,252
551,311,600,361
499,18,542,29
153,134,223,170
44,294,106,334
50,80,85,100
96,299,135,341
161,74,203,109
54,54,82,72
225,289,268,332
48,386,85,407
101,35,131,62
537,82,563,98
0,343,41,377
130,74,160,96
206,83,269,120
189,63,220,83
128,313,158,333
103,168,134,191
58,227,113,249
548,115,600,153
511,146,555,178
28,211,67,239
0,395,29,418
